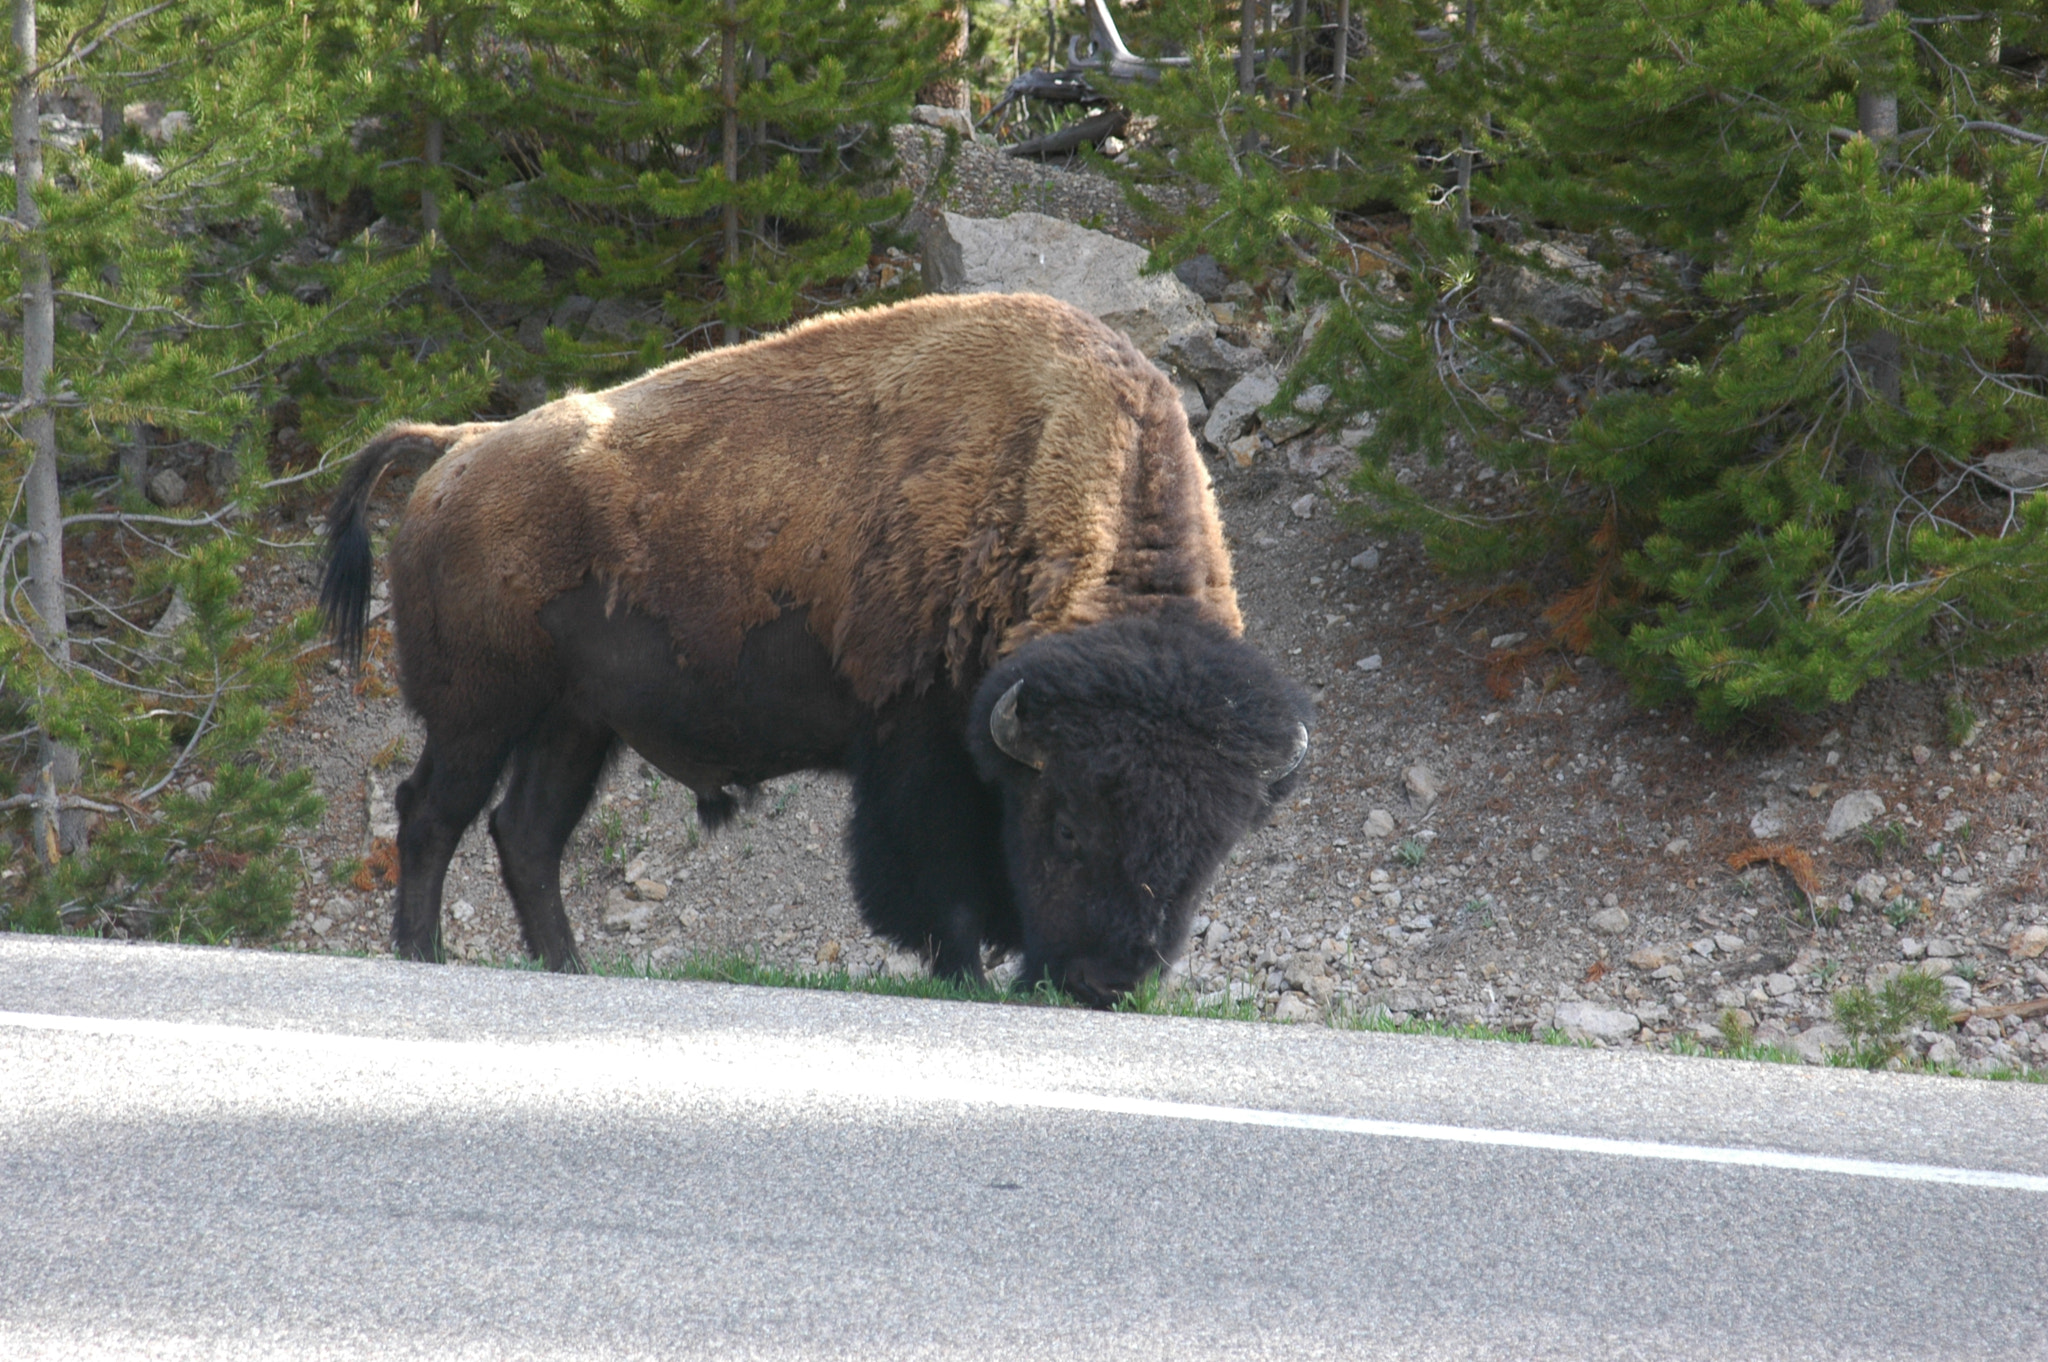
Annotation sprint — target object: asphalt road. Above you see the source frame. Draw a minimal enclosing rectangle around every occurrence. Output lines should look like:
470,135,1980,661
1,935,2044,1361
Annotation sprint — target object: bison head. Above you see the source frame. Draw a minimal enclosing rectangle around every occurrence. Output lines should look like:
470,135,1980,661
967,609,1312,1007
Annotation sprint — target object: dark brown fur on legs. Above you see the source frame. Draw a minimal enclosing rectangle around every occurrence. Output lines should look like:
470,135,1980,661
390,729,508,966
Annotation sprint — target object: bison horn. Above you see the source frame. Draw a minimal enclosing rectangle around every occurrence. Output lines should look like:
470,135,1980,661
989,680,1045,771
1258,723,1309,783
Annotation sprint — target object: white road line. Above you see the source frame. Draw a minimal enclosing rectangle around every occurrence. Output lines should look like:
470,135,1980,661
5,1008,2045,1195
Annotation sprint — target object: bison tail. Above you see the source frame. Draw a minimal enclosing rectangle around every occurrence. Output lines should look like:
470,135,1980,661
319,426,467,668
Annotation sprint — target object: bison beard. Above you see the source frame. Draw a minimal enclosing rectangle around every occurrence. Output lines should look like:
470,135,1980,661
320,292,1311,1004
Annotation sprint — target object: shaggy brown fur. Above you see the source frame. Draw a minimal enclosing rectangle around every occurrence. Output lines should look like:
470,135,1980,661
367,292,1238,721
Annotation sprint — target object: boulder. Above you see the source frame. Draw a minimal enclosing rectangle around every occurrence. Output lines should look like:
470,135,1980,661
1172,253,1230,302
1478,241,1608,333
1554,1001,1641,1043
1202,367,1280,448
145,468,187,508
909,104,974,138
919,211,1212,358
1824,790,1886,841
1164,330,1266,403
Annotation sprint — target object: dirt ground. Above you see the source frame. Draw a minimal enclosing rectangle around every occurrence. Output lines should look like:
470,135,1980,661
258,411,2048,1076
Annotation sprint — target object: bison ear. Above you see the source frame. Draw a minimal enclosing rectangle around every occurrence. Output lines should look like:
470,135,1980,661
989,680,1046,772
1257,723,1309,783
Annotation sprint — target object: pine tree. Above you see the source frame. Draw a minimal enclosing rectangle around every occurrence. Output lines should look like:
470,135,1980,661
3,0,427,935
293,0,946,408
1117,0,2048,727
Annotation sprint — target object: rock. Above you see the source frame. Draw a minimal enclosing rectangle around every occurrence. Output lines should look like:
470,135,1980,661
449,899,477,923
1350,547,1381,571
1852,871,1889,907
882,951,924,979
1650,964,1685,982
145,468,187,507
1477,243,1607,331
1924,937,1965,959
1263,399,1318,441
583,296,648,340
1824,790,1886,841
310,916,333,937
1940,884,1984,912
908,103,974,137
1172,254,1229,302
1285,441,1352,478
1627,946,1673,971
2009,925,2048,959
1899,936,1926,959
816,939,842,965
1165,330,1267,403
1292,384,1332,416
1749,805,1788,839
1790,1023,1849,1065
1662,838,1691,858
1590,907,1631,936
1974,447,2048,492
1228,435,1261,468
1355,654,1382,672
1202,367,1282,448
1364,809,1396,839
1690,938,1717,958
550,294,596,333
1713,932,1745,954
1289,493,1318,519
1274,992,1319,1022
628,878,670,902
602,900,652,934
1925,1035,1961,1066
1554,1001,1641,1043
1176,382,1208,426
1403,764,1441,810
920,211,1212,358
1764,972,1799,998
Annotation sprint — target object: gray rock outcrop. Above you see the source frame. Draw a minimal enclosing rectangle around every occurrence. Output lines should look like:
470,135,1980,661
919,210,1212,358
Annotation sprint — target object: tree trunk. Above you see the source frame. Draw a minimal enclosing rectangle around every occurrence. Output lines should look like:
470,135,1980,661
917,6,969,113
1330,0,1350,170
1333,0,1350,91
1238,0,1259,156
98,74,121,162
420,13,449,295
12,0,81,862
1847,0,1900,571
720,0,739,346
1456,0,1479,245
1857,0,1898,142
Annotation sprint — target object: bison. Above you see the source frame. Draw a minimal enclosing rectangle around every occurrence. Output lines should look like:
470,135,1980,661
320,291,1310,1005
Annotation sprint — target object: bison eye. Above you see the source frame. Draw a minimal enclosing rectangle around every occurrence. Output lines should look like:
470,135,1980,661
1053,815,1081,857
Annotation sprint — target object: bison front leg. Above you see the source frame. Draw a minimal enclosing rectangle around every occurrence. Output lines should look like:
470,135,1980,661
392,732,510,964
847,702,1013,986
489,704,615,973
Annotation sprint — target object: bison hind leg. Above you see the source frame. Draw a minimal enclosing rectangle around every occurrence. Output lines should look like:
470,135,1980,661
489,704,617,972
393,731,514,965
